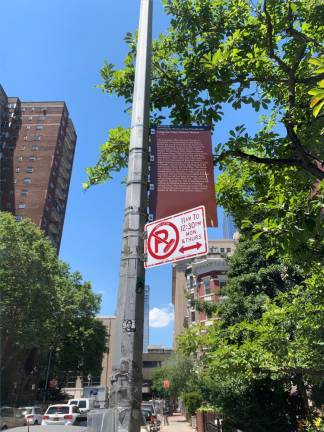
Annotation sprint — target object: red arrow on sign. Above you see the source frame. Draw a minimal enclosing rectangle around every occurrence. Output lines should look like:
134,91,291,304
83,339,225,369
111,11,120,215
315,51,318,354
179,242,202,254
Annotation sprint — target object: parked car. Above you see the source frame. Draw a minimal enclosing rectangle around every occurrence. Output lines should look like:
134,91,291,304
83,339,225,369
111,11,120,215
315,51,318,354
141,403,157,416
9,427,87,432
0,406,26,429
18,407,44,425
42,404,80,426
140,413,151,432
141,406,160,432
67,398,98,413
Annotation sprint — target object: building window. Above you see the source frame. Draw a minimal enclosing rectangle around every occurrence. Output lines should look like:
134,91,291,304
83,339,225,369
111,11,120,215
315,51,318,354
226,248,231,252
15,216,23,221
34,136,41,141
25,167,33,173
26,125,30,130
28,116,32,120
219,281,227,289
21,108,25,112
38,116,45,121
18,203,26,209
209,246,218,254
31,145,39,151
15,167,20,173
220,248,225,253
18,156,23,161
20,190,28,197
36,125,43,130
21,145,26,150
191,311,196,323
187,275,195,289
24,136,28,141
29,156,36,161
23,177,31,184
203,276,211,295
185,267,192,277
143,361,161,368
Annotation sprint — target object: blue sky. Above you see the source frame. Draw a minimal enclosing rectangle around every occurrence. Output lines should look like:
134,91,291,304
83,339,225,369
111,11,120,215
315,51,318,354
0,0,262,348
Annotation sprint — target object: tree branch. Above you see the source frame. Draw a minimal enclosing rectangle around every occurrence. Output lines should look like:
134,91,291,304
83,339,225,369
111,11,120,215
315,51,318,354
287,1,323,49
263,0,290,74
209,74,324,86
216,149,324,180
216,150,304,168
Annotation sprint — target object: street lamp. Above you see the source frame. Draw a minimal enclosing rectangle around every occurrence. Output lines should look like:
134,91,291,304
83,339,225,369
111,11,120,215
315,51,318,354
108,1,153,432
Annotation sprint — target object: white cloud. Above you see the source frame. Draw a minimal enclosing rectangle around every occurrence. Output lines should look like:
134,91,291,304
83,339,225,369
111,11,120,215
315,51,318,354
149,304,174,328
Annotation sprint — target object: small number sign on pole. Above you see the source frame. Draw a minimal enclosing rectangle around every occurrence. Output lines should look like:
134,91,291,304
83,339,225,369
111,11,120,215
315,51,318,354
144,206,208,268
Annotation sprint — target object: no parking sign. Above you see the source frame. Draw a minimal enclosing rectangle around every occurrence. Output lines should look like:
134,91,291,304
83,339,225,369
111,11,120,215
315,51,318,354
144,206,208,268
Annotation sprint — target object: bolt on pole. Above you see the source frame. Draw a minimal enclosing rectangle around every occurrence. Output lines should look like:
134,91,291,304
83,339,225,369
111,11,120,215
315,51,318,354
109,1,152,432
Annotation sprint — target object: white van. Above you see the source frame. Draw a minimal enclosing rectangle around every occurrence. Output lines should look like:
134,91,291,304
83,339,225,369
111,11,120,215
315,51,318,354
67,398,98,413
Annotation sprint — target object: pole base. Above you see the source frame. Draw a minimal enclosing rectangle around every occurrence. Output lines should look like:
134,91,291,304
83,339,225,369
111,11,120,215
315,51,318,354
87,407,142,432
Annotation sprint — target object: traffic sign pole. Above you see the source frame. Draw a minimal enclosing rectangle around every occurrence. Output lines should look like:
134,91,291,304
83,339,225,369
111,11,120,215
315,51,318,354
108,1,152,432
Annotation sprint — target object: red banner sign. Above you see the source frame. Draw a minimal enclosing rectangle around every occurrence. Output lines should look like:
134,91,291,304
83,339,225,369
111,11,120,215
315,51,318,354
149,127,217,227
163,380,170,390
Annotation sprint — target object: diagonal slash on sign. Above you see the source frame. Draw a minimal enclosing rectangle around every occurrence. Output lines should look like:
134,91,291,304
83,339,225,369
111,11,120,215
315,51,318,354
151,230,175,253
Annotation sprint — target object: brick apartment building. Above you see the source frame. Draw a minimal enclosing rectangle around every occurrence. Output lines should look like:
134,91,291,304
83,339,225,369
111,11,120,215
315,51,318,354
0,85,76,251
172,239,236,344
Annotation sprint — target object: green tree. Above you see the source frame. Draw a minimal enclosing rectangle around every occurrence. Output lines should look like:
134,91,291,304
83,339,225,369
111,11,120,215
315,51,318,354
151,353,196,401
218,239,304,326
85,0,323,260
176,240,323,431
0,212,106,404
49,265,107,381
86,0,324,181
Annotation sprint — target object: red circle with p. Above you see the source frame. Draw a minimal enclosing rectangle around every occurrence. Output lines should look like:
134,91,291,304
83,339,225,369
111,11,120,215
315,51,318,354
147,221,179,260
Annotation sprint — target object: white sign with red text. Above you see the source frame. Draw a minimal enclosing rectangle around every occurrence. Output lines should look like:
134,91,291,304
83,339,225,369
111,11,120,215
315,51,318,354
144,206,208,268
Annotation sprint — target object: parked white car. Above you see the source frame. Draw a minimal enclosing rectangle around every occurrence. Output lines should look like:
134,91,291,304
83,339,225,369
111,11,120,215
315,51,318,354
68,398,98,413
0,406,26,429
18,407,44,425
42,404,80,426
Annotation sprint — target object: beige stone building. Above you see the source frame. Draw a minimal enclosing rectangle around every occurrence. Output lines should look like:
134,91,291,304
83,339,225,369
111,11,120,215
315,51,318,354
172,239,236,345
142,346,173,399
62,316,116,399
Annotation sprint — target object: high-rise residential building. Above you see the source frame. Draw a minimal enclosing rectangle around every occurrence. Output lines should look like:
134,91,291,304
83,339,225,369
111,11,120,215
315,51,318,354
222,211,237,239
0,86,76,251
143,285,150,353
0,85,8,165
172,239,235,345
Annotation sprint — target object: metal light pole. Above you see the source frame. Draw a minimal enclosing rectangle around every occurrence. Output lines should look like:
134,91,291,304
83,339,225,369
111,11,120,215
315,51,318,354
109,1,152,432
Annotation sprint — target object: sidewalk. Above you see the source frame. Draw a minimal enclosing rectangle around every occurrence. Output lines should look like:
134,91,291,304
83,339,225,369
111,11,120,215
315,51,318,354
160,413,193,432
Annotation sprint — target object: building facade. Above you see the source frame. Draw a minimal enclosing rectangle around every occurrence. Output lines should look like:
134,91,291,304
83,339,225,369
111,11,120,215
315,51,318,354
222,211,237,239
0,85,8,179
61,317,170,402
142,346,173,400
0,87,76,251
61,316,116,400
172,240,236,344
